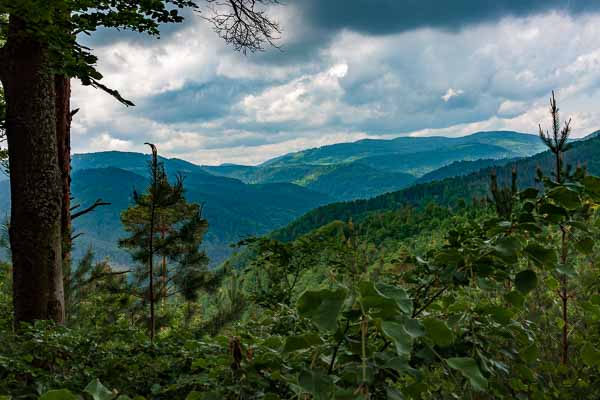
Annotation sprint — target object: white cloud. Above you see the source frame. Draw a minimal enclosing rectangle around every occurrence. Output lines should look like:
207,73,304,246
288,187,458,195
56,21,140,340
70,10,600,165
237,63,374,127
89,133,134,152
442,88,464,102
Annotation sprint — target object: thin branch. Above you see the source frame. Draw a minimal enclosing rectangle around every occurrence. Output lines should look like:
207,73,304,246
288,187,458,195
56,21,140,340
328,318,351,375
71,199,111,220
412,287,447,318
71,232,84,241
84,269,131,286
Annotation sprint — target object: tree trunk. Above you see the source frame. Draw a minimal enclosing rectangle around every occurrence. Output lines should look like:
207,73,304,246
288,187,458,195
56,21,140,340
55,75,72,295
0,16,64,324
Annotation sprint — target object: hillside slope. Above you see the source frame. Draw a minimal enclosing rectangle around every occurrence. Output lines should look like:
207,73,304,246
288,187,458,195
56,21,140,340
1,152,334,266
272,136,600,242
417,158,518,183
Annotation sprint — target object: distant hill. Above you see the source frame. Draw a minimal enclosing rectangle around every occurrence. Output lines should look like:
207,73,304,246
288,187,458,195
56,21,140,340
417,158,518,184
1,152,333,266
355,143,513,176
271,136,600,242
583,130,600,140
263,131,543,167
202,131,546,201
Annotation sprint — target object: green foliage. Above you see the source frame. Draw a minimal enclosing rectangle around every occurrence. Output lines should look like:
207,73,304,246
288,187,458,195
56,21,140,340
2,104,600,399
119,146,213,334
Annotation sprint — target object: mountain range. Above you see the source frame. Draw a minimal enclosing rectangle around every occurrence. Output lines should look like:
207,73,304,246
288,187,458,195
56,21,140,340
0,130,551,266
272,135,600,243
203,131,546,200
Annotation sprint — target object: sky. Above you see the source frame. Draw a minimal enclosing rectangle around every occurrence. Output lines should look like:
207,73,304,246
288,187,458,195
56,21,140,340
71,0,600,165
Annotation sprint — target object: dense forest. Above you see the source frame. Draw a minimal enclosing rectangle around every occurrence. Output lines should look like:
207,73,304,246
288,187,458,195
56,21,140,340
2,2,600,400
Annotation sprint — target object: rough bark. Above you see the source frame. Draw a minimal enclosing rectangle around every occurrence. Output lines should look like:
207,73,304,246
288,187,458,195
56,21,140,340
55,75,72,304
1,16,64,324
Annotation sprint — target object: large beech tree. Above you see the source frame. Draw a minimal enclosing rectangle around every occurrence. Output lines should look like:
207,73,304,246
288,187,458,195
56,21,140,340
0,1,280,325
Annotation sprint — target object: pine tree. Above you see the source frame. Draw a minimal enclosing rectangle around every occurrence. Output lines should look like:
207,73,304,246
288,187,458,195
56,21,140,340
538,91,573,365
119,144,212,339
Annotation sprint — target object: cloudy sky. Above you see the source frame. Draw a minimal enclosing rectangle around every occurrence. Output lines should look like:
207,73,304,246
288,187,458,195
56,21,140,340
72,0,600,165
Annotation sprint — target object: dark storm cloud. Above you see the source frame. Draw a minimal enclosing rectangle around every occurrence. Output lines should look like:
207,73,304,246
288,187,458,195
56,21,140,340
249,0,600,66
298,0,600,35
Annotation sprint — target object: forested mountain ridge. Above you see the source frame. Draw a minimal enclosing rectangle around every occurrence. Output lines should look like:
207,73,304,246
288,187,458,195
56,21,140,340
417,157,519,183
202,131,546,200
261,130,543,166
272,135,600,242
0,154,333,266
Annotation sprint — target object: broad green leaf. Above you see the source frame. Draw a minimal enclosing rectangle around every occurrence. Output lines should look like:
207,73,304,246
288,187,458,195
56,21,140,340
556,264,577,277
494,236,522,263
402,318,425,338
85,379,115,400
547,186,580,209
283,334,322,352
546,276,559,290
297,287,348,331
422,318,453,347
298,369,334,400
515,270,537,294
575,237,594,255
380,320,413,356
433,248,463,267
524,243,557,268
583,175,600,200
519,188,539,200
520,344,538,363
384,357,412,372
446,357,488,392
539,203,568,223
359,281,403,319
376,283,413,315
504,291,525,308
39,390,78,400
567,220,591,233
484,305,513,325
581,343,600,367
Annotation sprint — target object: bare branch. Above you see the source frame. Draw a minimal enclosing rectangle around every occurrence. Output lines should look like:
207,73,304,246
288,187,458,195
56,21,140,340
71,199,111,220
202,0,282,54
83,78,135,107
71,232,84,241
